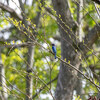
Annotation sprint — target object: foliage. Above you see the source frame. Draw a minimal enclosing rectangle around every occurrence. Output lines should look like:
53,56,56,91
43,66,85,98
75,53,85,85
0,0,100,100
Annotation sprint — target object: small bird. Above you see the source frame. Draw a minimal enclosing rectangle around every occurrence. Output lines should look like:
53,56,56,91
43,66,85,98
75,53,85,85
52,44,56,59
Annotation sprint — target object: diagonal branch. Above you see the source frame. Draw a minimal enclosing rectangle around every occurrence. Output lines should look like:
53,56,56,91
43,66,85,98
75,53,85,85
32,75,58,99
94,2,100,18
0,42,34,48
79,24,100,53
92,0,100,5
0,2,22,20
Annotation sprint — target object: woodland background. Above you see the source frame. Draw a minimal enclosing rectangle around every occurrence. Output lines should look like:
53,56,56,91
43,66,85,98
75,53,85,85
0,0,100,100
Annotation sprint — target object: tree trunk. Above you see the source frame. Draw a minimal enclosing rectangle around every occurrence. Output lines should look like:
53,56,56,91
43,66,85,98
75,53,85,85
18,1,34,99
52,0,81,100
75,0,83,97
77,0,83,42
97,78,100,99
26,46,34,100
25,2,42,99
75,66,83,97
19,0,42,99
0,48,8,100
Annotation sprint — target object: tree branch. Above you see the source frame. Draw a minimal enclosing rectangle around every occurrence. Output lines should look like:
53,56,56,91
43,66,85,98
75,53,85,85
32,75,58,99
85,24,100,46
0,42,34,48
94,2,100,18
79,24,100,53
0,2,22,20
44,7,56,21
53,35,60,41
92,0,100,5
52,0,77,29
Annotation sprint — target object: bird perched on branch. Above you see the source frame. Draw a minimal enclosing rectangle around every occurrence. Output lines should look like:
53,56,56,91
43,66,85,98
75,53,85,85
52,44,56,59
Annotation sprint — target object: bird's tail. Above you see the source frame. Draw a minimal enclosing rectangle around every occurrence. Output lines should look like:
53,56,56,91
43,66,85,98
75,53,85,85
55,53,56,59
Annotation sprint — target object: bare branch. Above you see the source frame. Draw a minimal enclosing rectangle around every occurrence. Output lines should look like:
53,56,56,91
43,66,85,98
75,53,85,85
0,2,22,20
53,35,60,41
94,2,100,18
32,75,58,99
85,24,100,47
57,56,100,91
92,0,100,5
1,38,100,92
44,7,54,16
0,42,34,48
79,24,100,53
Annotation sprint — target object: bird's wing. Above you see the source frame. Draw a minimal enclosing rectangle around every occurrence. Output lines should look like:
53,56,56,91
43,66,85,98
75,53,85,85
53,46,56,53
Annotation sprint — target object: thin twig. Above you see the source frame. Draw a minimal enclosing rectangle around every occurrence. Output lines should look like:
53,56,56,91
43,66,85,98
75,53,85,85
32,75,58,99
94,2,100,18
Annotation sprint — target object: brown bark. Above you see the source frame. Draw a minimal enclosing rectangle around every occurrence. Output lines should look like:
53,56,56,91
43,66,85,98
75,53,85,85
97,79,100,99
92,0,100,5
19,0,42,100
75,0,83,96
52,0,80,100
0,48,8,100
18,0,34,99
52,0,100,100
26,46,34,100
77,0,83,41
0,2,22,20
